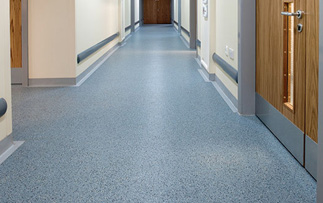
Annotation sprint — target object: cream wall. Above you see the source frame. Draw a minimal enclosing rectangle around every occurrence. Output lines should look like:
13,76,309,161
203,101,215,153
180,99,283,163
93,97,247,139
0,0,12,141
75,0,119,76
28,0,76,79
200,1,210,70
135,0,140,29
174,0,178,22
125,0,131,36
214,0,238,99
197,0,202,57
135,0,139,22
181,0,190,42
196,0,238,100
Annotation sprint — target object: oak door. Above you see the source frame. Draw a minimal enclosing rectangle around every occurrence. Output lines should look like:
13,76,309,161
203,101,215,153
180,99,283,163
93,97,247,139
256,0,319,158
10,0,22,69
143,0,171,24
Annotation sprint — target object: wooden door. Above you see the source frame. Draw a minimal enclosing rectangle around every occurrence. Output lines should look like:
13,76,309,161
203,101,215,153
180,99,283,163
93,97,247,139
256,0,319,165
144,0,158,24
257,0,306,131
10,0,22,69
157,0,171,24
143,0,171,24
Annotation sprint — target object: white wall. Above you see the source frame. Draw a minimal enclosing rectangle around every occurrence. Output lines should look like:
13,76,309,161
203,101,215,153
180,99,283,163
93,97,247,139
75,0,119,76
181,0,190,42
0,0,12,141
28,0,76,79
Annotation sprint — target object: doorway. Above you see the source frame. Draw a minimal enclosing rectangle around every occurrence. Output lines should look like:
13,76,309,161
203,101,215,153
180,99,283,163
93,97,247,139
143,0,171,24
10,0,28,86
256,0,319,178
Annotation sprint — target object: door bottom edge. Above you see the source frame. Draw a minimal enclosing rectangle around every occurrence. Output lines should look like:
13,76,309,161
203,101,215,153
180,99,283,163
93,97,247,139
256,93,304,165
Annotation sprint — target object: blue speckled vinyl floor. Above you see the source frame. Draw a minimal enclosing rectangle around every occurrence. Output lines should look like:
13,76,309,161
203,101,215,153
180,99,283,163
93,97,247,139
0,25,317,202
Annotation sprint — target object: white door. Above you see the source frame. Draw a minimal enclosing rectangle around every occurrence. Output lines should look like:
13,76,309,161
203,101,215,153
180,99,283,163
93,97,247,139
0,0,13,142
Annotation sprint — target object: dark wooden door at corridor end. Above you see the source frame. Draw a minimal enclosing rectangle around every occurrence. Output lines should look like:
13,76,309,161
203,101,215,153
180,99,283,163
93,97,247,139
256,0,319,178
143,0,171,24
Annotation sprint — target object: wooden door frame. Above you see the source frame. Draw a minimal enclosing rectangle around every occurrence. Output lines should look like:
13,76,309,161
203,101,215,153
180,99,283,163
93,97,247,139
11,0,28,86
317,0,323,200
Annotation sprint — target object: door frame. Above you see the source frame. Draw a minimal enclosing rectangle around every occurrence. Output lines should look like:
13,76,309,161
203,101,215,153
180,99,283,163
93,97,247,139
317,0,323,200
21,0,28,86
189,0,197,49
11,0,28,86
238,0,256,115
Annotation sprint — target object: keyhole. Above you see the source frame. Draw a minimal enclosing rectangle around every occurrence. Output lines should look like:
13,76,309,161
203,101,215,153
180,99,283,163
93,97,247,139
297,24,303,33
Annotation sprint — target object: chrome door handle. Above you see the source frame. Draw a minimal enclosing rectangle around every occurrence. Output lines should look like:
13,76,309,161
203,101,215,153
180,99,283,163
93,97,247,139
281,10,303,19
0,98,7,118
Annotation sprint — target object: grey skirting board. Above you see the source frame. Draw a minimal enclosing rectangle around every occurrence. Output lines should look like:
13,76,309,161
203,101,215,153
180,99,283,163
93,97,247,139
125,25,132,32
181,26,190,37
0,98,7,118
77,33,119,64
174,21,178,25
135,21,140,25
212,53,238,83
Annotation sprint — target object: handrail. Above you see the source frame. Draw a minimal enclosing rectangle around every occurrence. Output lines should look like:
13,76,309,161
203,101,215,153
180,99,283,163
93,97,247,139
0,98,7,118
77,32,120,64
212,53,238,83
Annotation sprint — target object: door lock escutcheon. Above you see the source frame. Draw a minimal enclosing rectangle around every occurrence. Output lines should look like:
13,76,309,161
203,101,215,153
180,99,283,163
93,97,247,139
281,10,304,19
297,24,303,33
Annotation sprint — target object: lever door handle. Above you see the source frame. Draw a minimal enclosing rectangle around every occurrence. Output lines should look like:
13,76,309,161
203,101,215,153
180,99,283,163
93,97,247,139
0,98,8,118
281,10,303,19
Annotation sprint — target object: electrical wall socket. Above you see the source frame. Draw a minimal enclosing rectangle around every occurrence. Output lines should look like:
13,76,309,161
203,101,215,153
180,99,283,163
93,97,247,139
225,46,229,56
229,48,234,60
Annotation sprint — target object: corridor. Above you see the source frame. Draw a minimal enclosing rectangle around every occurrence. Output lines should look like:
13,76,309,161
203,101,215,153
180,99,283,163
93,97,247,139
0,25,317,202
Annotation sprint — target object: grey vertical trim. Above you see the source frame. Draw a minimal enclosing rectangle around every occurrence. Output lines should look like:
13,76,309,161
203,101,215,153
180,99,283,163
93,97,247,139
178,0,181,34
305,135,318,180
171,0,174,22
189,0,197,49
131,0,135,32
11,68,24,85
139,0,143,25
21,0,29,86
317,0,323,200
238,0,256,115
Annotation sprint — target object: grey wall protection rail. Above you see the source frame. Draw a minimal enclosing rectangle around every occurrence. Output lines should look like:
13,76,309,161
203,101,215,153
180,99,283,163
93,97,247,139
0,98,7,118
77,33,120,64
181,26,190,37
196,39,201,48
212,53,238,83
125,25,132,32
